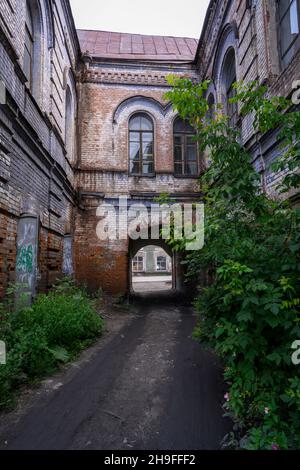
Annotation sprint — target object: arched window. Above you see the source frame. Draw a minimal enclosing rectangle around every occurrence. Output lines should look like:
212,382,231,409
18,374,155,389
222,48,237,126
129,113,154,175
24,0,42,98
173,117,198,176
24,1,34,90
65,86,74,159
278,0,300,67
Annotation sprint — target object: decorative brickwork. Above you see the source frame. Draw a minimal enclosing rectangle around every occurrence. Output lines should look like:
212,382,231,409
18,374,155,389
0,0,299,298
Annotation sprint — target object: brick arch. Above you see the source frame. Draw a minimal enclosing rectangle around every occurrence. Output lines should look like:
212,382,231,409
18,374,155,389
112,95,177,173
128,236,176,292
113,95,172,124
211,23,239,105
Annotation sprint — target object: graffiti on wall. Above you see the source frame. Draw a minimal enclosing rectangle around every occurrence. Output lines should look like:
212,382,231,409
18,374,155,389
62,236,73,276
16,216,38,295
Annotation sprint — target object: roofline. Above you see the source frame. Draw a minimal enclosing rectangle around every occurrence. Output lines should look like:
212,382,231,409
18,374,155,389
194,0,216,65
76,28,198,42
87,57,196,67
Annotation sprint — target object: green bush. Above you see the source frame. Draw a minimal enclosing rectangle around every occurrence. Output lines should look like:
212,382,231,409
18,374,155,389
165,78,300,449
0,278,103,410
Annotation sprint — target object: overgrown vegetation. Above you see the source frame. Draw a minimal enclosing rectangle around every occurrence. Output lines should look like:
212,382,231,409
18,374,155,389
0,278,103,411
165,78,300,449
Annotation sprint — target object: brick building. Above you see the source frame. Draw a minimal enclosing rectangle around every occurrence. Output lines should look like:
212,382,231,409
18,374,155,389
0,0,79,298
0,0,299,299
197,0,300,200
74,30,201,294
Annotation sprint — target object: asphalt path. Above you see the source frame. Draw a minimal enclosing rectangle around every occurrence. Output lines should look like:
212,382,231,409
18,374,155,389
0,294,230,450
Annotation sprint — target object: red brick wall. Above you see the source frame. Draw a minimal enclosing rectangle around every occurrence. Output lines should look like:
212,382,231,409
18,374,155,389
75,62,201,295
74,203,129,295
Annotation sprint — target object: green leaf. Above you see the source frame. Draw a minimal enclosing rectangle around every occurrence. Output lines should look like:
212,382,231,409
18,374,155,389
266,352,282,366
48,346,70,363
237,310,253,322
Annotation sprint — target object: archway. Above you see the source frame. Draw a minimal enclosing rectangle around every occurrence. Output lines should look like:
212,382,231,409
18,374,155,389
131,245,173,293
128,237,186,296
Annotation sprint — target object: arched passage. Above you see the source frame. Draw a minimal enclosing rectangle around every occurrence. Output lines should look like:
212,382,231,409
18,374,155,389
128,237,186,295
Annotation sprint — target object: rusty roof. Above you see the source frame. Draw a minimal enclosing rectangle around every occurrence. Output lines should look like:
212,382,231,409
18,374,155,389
77,29,198,62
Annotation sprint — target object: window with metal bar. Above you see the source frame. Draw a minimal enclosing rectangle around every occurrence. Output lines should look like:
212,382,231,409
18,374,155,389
129,113,154,176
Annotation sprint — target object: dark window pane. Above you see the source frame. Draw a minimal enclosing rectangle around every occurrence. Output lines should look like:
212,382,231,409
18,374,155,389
185,162,198,176
187,145,197,161
279,0,290,17
130,160,140,174
186,136,196,145
174,146,182,162
175,163,183,175
174,117,195,133
23,47,32,85
224,49,236,92
174,135,183,145
227,85,237,125
280,0,299,56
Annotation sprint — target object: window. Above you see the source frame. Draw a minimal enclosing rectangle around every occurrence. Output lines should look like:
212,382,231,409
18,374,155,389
156,256,167,272
129,113,154,175
24,1,34,90
65,86,74,159
173,117,198,176
223,48,238,127
207,93,215,121
23,0,42,99
278,0,300,67
132,255,144,272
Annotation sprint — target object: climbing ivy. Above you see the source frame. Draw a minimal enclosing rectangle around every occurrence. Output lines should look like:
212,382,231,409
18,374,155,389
165,78,300,449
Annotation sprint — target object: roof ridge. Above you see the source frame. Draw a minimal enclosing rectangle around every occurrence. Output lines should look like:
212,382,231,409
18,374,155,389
77,28,198,41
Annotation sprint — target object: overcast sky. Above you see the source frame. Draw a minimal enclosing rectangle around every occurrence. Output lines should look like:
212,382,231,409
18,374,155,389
69,0,210,39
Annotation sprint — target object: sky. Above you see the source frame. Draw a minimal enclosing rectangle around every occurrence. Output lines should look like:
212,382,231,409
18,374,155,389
69,0,211,39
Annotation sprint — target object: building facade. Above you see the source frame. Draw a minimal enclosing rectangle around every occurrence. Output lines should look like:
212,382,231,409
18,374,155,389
74,30,201,294
0,0,299,299
197,0,300,201
0,0,79,298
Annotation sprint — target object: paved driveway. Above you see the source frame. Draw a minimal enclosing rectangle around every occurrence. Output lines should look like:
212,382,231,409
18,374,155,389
0,295,230,450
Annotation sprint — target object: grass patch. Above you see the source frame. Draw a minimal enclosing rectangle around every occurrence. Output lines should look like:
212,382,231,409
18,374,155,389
0,278,104,411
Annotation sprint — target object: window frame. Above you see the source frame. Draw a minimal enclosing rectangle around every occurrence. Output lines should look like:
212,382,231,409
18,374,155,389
222,48,238,127
129,113,155,177
24,1,34,91
173,117,199,178
132,255,145,273
277,0,300,68
156,255,167,272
